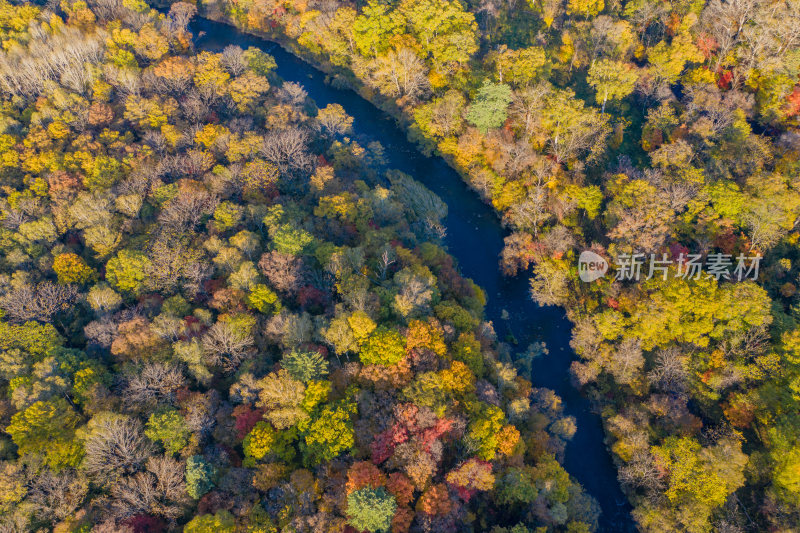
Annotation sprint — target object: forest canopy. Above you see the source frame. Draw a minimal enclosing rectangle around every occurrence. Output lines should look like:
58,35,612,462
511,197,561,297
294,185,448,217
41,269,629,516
0,1,598,532
189,0,800,530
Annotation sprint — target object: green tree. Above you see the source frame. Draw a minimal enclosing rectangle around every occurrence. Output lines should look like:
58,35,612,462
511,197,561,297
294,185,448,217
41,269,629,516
587,59,639,113
105,249,151,296
213,201,243,232
493,46,548,87
494,467,538,506
183,510,236,533
145,408,190,455
5,398,83,469
352,1,404,58
466,81,513,134
346,487,397,533
247,284,282,314
300,401,356,465
360,327,406,366
243,47,277,75
651,436,746,530
282,350,329,382
186,455,215,499
270,224,314,255
400,0,478,70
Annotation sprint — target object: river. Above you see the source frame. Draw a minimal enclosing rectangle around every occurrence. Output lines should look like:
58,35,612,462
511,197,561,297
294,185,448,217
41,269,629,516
189,16,635,532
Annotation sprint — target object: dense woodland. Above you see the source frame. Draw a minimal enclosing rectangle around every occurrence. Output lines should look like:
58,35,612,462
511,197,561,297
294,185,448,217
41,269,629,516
178,0,800,530
0,1,604,532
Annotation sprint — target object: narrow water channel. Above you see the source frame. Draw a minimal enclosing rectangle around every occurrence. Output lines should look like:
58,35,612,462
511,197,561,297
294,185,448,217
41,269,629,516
189,17,635,531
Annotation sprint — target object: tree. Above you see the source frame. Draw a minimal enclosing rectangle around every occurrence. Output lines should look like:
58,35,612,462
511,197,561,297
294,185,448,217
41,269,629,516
417,483,451,515
52,252,96,284
201,319,256,371
110,455,189,519
212,201,242,232
494,467,538,506
6,398,83,469
650,436,746,530
281,350,329,382
347,487,397,533
258,250,306,295
316,103,354,137
300,401,356,465
467,403,505,460
413,90,466,140
400,0,478,71
567,0,604,17
270,224,314,255
185,455,215,499
587,59,638,113
144,408,190,455
124,363,186,409
105,249,152,296
368,47,430,102
529,258,570,307
228,71,270,111
772,446,800,508
0,282,80,323
647,22,704,84
247,284,281,314
167,2,197,35
466,81,513,134
540,87,610,163
352,1,404,58
360,327,407,366
243,421,277,461
83,414,154,483
256,369,308,429
492,46,548,87
183,510,236,533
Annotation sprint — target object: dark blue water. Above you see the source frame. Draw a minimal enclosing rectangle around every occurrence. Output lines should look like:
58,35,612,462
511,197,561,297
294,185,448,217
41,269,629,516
189,17,635,531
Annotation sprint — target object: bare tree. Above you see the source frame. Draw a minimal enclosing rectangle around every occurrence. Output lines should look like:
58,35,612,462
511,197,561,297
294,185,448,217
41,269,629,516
277,82,309,108
167,2,198,35
84,416,155,483
27,469,88,522
88,0,126,22
376,248,396,280
618,451,666,494
124,363,187,409
647,347,689,394
202,321,256,371
0,282,79,323
110,455,189,519
609,338,645,385
509,84,549,138
258,251,307,295
259,127,315,178
0,26,104,97
221,45,246,76
103,64,142,97
502,184,550,234
368,47,430,103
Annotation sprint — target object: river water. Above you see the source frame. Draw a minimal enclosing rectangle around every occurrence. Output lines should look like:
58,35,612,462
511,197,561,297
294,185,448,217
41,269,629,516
189,17,635,531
